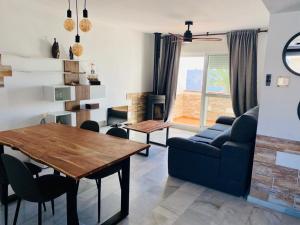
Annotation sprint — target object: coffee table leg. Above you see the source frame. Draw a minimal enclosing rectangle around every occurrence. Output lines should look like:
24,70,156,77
66,178,79,225
136,133,150,157
166,127,169,145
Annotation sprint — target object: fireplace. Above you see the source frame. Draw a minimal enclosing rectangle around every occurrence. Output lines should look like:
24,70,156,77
147,94,166,120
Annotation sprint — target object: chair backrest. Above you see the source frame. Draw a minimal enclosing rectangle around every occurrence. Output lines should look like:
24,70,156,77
1,154,42,202
106,127,128,139
80,120,100,133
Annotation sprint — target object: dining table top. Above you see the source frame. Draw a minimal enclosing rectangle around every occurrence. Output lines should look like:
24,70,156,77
0,123,150,180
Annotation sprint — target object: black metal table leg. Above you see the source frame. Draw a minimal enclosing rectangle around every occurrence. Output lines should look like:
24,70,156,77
138,133,150,157
101,158,130,225
66,178,79,225
149,127,170,147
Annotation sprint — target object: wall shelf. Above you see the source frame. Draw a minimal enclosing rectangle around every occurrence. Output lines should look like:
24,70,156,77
43,85,75,102
46,111,76,126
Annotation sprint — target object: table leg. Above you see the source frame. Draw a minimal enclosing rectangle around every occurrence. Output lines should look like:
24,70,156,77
120,158,130,217
101,158,130,225
138,133,150,157
166,127,169,144
66,178,79,225
149,127,170,147
126,129,130,139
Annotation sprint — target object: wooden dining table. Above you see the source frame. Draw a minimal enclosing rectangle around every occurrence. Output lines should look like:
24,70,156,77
0,123,149,225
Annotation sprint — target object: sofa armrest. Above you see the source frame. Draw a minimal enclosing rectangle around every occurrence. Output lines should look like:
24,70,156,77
220,141,253,182
216,116,236,125
167,137,221,158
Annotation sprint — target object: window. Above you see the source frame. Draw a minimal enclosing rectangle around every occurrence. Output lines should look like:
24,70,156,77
172,55,234,129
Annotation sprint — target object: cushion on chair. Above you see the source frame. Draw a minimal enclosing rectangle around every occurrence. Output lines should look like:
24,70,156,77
196,129,223,139
189,136,213,144
36,175,73,201
210,123,232,132
211,128,232,148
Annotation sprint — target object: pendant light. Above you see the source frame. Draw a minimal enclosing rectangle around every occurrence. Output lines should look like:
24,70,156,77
64,0,75,32
79,0,92,32
72,0,83,57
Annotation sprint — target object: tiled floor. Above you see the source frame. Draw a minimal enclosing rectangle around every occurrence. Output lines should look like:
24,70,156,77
1,128,300,225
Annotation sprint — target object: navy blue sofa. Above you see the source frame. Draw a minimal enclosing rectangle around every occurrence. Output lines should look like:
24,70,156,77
167,106,259,197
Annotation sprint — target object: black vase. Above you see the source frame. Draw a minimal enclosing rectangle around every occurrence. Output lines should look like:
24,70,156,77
52,38,60,59
69,46,74,60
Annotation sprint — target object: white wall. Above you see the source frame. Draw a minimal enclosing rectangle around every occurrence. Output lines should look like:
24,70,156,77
257,11,300,141
0,0,154,131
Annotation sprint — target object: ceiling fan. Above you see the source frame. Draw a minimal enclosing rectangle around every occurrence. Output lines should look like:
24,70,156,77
170,21,222,43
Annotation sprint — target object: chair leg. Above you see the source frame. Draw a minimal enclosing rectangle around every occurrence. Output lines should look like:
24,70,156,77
118,171,122,189
96,179,101,223
51,199,55,215
38,203,42,225
13,198,21,225
42,202,46,212
5,201,8,225
3,184,8,225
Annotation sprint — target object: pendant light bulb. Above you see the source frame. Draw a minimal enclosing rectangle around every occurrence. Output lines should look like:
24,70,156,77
64,1,75,32
80,1,92,32
72,35,83,57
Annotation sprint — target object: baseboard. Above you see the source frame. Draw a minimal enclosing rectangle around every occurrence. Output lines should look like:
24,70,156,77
247,196,300,218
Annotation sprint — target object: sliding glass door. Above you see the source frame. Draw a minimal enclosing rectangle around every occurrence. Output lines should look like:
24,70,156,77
172,57,205,127
172,55,234,129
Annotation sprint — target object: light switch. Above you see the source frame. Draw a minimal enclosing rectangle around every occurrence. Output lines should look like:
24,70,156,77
277,76,289,87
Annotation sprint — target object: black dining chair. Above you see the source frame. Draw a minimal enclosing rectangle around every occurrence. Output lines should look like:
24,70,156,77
0,158,45,225
80,120,100,132
79,120,127,223
1,154,73,225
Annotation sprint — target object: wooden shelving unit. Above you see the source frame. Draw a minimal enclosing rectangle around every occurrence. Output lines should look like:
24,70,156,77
63,60,105,127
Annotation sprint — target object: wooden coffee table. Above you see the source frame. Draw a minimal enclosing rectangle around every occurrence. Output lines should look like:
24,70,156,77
124,120,171,156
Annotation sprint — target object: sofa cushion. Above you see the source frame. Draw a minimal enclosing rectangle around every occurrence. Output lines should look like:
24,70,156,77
210,123,231,132
211,128,232,148
189,136,213,144
231,109,258,143
167,137,221,158
196,129,223,140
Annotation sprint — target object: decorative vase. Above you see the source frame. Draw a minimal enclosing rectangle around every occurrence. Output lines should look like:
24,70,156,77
51,38,60,59
79,73,89,85
69,46,74,60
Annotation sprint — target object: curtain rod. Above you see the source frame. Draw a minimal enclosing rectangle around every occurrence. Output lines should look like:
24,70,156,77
160,28,268,38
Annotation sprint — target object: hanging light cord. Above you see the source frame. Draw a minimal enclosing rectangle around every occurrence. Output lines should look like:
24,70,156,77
84,0,87,9
76,0,79,35
68,0,71,9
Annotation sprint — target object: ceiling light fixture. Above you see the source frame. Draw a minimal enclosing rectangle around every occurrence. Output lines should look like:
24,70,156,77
64,0,75,32
72,0,83,57
80,0,92,32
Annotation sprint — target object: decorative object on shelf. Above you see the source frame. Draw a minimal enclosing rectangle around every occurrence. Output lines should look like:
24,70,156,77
79,73,89,85
90,63,95,74
51,38,60,59
69,46,74,60
72,0,84,57
64,0,75,31
86,103,99,109
0,54,12,88
282,32,300,76
80,0,92,32
40,113,48,124
88,74,101,85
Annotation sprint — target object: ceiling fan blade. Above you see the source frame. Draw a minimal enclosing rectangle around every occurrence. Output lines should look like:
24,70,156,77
169,33,183,38
192,37,222,41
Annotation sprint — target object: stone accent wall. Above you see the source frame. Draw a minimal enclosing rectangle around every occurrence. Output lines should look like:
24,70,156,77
126,92,150,123
250,135,300,211
172,91,233,126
